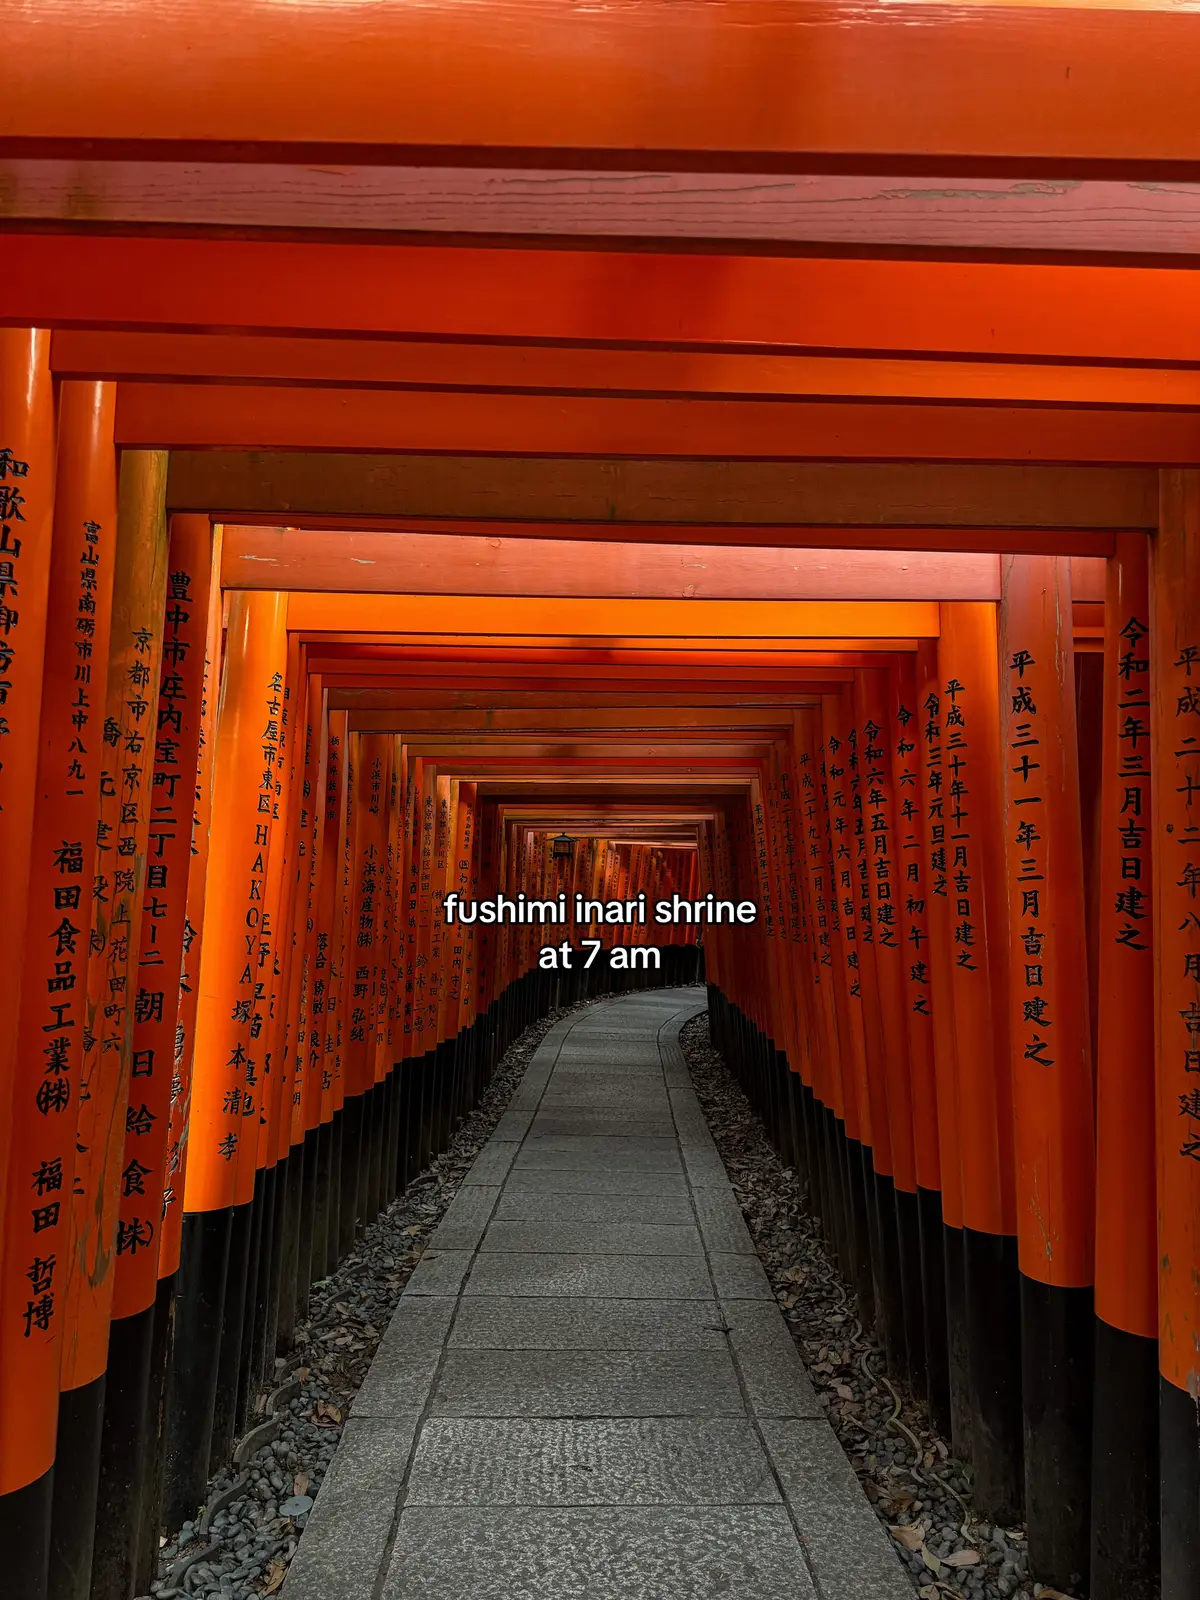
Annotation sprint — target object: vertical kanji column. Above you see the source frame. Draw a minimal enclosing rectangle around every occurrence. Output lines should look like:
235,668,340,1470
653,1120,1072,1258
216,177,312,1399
917,637,971,1459
938,601,1023,1523
997,555,1096,1589
91,515,213,1600
892,652,950,1436
0,378,114,1599
858,667,923,1393
1090,532,1159,1600
1151,471,1200,1600
0,331,56,1265
163,589,287,1527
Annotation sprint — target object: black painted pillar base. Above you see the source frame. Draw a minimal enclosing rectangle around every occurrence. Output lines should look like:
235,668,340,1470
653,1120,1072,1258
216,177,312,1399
1019,1276,1094,1591
1090,1318,1159,1600
90,1302,155,1600
895,1185,927,1403
48,1373,105,1600
962,1226,1024,1524
164,1206,231,1526
324,1109,342,1279
295,1126,319,1313
872,1171,909,1384
844,1134,875,1325
311,1119,334,1288
943,1223,973,1463
136,1273,176,1595
275,1141,304,1353
208,1197,254,1473
339,1094,363,1256
0,1468,54,1600
260,1156,287,1379
235,1167,268,1430
1160,1373,1200,1600
916,1186,952,1438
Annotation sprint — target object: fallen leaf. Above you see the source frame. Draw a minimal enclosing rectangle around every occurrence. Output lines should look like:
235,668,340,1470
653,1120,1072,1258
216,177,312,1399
918,1588,939,1600
293,1471,309,1498
921,1548,943,1576
943,1549,981,1568
889,1524,925,1551
1033,1591,1072,1600
263,1560,287,1594
835,1384,855,1401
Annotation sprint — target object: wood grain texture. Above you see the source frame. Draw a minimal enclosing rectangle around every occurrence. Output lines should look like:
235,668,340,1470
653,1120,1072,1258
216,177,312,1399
167,452,1155,532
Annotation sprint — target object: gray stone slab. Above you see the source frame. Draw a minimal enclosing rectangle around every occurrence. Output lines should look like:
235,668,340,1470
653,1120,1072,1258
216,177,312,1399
761,1418,915,1600
383,1505,820,1600
461,1140,520,1186
404,1249,475,1297
508,1078,551,1111
448,1297,729,1351
662,1065,693,1087
691,1186,755,1254
501,1167,689,1198
514,1136,682,1173
463,1252,713,1300
529,1113,677,1139
406,1416,779,1505
352,1297,456,1418
539,1083,672,1109
672,1113,715,1147
681,1140,731,1187
431,1348,745,1417
428,1185,501,1251
281,1414,418,1600
709,1252,775,1301
721,1299,823,1419
480,1219,704,1256
491,1105,536,1140
550,1060,666,1078
494,1190,694,1226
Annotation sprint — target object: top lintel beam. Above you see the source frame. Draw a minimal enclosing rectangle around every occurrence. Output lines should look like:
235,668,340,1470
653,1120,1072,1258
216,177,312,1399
168,452,1152,536
5,3,1200,175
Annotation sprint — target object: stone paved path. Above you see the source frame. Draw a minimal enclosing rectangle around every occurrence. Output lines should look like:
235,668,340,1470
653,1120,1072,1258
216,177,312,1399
282,987,912,1600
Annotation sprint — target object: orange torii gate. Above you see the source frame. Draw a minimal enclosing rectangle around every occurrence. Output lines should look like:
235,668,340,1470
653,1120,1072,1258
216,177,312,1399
3,3,1200,1595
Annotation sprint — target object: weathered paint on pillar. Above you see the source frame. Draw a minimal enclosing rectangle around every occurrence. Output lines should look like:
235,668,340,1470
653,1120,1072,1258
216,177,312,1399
112,516,213,1323
1152,471,1200,1600
182,590,289,1216
0,330,57,1281
0,381,117,1504
60,450,169,1394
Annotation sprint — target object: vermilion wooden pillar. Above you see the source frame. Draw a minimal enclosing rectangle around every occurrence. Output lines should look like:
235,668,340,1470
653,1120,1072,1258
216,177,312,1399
858,666,923,1393
891,652,951,1436
997,555,1096,1591
0,332,56,1278
1151,471,1200,1600
89,514,212,1600
55,443,164,1600
164,589,287,1526
0,378,115,1600
1090,532,1159,1600
938,601,1024,1523
916,635,972,1460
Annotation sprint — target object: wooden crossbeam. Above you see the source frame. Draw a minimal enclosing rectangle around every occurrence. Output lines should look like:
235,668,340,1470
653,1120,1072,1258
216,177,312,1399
172,452,1151,536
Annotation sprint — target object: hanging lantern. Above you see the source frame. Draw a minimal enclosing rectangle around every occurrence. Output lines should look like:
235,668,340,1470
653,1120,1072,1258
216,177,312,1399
552,832,574,859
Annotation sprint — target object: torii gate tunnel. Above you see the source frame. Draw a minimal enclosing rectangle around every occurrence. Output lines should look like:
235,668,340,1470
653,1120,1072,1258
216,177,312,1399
1,3,1200,1599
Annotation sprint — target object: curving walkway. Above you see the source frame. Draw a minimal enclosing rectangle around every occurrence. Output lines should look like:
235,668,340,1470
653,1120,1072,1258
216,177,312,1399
282,987,912,1600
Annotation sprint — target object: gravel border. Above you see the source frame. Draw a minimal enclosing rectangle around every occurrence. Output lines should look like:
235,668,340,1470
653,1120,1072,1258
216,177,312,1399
678,1013,1064,1600
141,1001,596,1600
